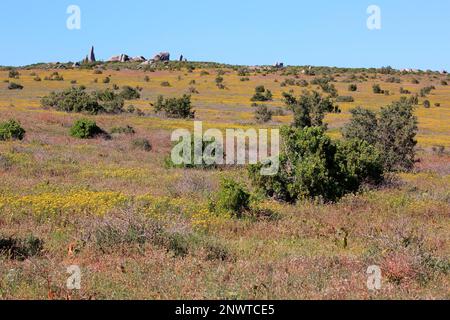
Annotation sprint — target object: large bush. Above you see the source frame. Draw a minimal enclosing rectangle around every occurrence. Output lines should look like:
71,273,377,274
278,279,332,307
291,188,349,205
69,119,104,139
0,120,26,141
282,91,335,128
377,99,418,171
249,126,383,202
154,95,195,119
342,98,418,171
41,87,126,114
342,107,378,145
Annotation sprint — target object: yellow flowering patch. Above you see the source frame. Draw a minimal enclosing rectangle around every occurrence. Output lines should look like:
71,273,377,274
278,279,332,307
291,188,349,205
0,190,128,217
135,194,230,230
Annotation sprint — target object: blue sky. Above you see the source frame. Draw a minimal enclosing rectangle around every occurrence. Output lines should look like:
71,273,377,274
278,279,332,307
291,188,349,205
0,0,449,70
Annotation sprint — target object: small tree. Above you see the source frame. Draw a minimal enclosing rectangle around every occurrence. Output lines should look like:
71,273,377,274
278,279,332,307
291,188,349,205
377,99,418,171
342,107,378,145
282,91,334,128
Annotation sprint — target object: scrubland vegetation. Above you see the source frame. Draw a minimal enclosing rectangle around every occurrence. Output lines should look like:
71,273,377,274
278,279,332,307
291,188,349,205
0,62,449,299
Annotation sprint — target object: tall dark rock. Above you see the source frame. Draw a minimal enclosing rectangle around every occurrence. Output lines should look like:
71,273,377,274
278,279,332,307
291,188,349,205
89,46,96,62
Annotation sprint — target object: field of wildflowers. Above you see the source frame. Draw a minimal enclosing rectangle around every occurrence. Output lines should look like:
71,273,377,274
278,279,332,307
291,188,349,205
0,65,448,299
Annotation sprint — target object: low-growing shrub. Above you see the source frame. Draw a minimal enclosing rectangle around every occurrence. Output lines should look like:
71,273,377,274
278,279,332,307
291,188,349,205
400,87,411,94
373,84,384,94
8,70,19,79
254,104,273,123
211,179,251,218
154,94,195,119
131,138,152,152
0,120,26,141
336,96,354,103
69,119,104,139
423,100,431,108
348,84,358,92
420,86,435,97
44,72,64,81
0,234,43,261
160,81,171,87
41,87,127,114
110,125,135,135
8,82,23,90
119,86,141,100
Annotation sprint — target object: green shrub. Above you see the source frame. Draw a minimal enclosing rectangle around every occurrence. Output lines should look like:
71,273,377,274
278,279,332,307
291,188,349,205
249,126,383,202
212,179,251,218
254,105,273,123
400,87,411,94
44,72,64,81
348,84,358,92
8,82,23,90
131,138,152,152
8,70,19,79
41,87,102,114
119,86,141,100
154,95,195,119
41,87,125,114
69,119,104,139
0,120,26,141
420,86,435,97
377,99,418,171
372,84,384,94
336,96,354,103
94,89,125,114
282,91,335,128
110,125,135,135
342,99,418,171
342,107,378,145
251,85,273,102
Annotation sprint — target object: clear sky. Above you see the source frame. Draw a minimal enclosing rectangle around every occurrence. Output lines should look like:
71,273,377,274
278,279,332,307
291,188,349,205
0,0,449,70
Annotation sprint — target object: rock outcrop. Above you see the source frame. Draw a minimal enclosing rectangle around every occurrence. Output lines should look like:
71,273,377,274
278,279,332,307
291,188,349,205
109,54,130,63
153,52,170,62
131,56,146,62
89,46,96,63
